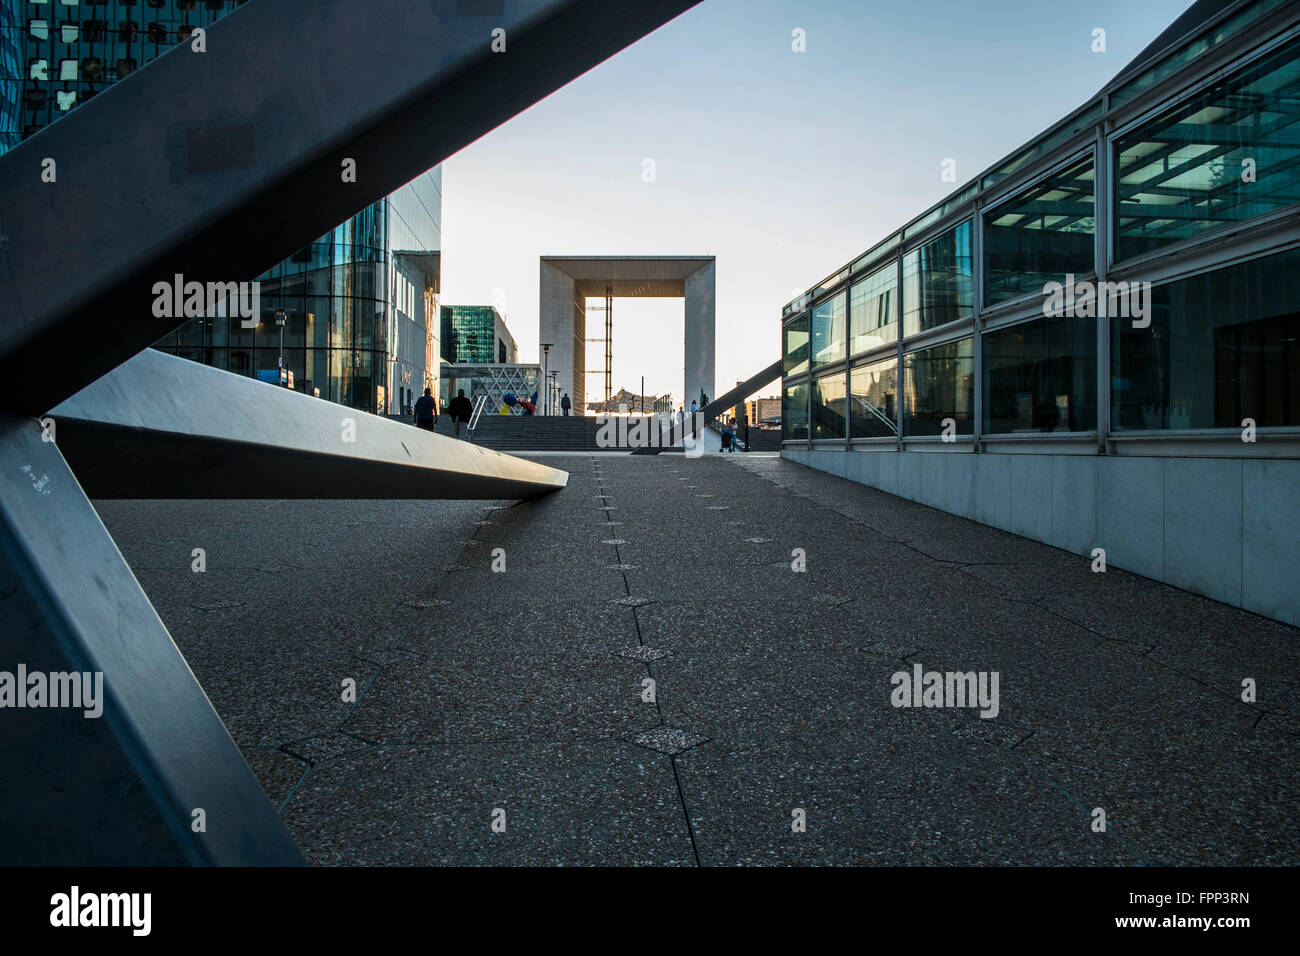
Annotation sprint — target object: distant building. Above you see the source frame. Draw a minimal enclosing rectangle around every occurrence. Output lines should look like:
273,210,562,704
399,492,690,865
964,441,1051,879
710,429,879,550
440,363,541,416
745,396,781,427
441,305,517,364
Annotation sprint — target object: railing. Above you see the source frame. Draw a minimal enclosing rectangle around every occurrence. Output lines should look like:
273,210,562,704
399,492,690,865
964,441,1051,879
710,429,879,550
466,394,488,442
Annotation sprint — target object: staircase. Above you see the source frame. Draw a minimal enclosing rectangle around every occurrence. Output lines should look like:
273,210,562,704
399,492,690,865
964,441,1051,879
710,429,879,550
429,415,606,451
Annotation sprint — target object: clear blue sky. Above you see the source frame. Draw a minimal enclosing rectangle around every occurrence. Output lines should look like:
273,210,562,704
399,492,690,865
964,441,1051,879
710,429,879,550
440,0,1194,404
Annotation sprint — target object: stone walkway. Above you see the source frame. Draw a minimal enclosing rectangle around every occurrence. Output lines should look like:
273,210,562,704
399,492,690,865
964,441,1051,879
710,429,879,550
95,452,1300,865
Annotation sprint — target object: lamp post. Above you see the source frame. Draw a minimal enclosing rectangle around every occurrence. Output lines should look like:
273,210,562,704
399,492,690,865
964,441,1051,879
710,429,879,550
540,343,552,414
273,308,287,386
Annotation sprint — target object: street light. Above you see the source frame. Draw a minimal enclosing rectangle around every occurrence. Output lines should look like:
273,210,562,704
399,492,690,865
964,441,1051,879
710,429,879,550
273,308,287,378
540,342,553,415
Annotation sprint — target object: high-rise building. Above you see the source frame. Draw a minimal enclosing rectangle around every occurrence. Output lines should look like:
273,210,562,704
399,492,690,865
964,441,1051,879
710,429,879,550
441,305,518,364
3,0,441,416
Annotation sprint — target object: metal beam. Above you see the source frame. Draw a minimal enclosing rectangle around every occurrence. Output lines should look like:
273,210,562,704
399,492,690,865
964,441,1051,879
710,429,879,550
0,0,701,416
49,349,569,499
0,414,304,865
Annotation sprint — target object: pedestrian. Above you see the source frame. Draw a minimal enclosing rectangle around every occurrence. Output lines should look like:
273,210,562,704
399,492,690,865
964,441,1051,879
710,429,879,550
413,387,437,431
689,399,698,417
560,392,571,416
449,388,474,439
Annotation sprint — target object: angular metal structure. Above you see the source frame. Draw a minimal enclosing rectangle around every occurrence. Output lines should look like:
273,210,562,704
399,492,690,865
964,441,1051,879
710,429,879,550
52,350,568,500
0,0,699,864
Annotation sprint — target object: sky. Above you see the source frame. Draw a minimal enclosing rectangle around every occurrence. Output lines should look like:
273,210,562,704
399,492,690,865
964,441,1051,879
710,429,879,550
439,0,1195,404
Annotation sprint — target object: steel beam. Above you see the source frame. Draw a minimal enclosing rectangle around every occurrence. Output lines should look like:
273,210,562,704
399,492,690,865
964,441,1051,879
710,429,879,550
0,0,700,416
0,414,304,864
49,349,569,499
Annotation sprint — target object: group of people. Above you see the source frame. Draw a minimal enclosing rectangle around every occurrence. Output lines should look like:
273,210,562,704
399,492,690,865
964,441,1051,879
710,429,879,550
412,387,474,439
411,387,573,437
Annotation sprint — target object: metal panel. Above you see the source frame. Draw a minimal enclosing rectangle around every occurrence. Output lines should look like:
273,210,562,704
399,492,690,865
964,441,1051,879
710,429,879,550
0,414,304,865
49,350,569,499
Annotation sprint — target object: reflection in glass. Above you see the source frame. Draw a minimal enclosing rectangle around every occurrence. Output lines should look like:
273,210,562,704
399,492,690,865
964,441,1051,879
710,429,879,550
783,382,809,441
850,358,897,438
811,372,847,440
904,338,974,436
1112,247,1300,430
984,156,1095,305
850,262,897,356
903,220,973,336
1115,36,1300,260
784,314,810,376
983,315,1097,433
811,292,847,366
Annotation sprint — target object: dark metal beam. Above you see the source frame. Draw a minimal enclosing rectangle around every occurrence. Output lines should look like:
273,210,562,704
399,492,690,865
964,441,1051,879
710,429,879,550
0,414,304,864
0,0,700,416
49,349,569,499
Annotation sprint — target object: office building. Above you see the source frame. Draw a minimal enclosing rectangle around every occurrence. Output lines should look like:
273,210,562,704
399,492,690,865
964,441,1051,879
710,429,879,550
780,0,1300,623
441,305,518,365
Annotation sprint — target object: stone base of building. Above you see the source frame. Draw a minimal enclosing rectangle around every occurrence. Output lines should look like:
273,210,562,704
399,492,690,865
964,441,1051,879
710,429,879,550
783,447,1298,626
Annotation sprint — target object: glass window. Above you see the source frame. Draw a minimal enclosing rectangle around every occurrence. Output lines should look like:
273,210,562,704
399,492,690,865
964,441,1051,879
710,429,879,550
903,220,973,336
984,155,1095,306
811,291,847,366
1115,36,1300,261
810,372,846,440
904,337,974,436
782,382,809,441
850,357,897,438
850,261,897,356
983,315,1097,434
1112,247,1300,431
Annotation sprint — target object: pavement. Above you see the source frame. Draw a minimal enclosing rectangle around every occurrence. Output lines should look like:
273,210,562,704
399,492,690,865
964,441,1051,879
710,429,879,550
94,451,1300,865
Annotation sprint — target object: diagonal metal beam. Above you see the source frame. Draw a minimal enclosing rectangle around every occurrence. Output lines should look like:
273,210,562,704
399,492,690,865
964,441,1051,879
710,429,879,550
0,0,700,416
49,349,569,499
0,413,304,864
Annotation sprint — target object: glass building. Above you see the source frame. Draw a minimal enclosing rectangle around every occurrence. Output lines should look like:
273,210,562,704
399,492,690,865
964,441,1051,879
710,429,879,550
780,0,1300,625
441,305,518,365
5,0,442,416
0,1,19,154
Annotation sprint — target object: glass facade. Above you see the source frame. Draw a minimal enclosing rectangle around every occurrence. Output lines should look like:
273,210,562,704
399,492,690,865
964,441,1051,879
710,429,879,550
984,156,1095,305
810,372,846,441
783,7,1299,458
984,315,1097,434
0,1,19,154
441,305,515,365
902,220,973,337
850,262,897,356
850,357,897,439
904,338,974,436
1115,35,1300,260
1113,246,1300,431
782,382,808,441
783,313,809,376
6,0,442,417
810,291,846,367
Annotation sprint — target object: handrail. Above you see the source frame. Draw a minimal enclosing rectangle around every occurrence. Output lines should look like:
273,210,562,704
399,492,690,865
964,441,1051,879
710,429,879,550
467,394,488,440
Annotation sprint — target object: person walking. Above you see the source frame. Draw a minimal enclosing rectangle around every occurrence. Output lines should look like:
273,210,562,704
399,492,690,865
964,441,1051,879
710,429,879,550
413,387,437,431
560,392,571,416
449,388,474,439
